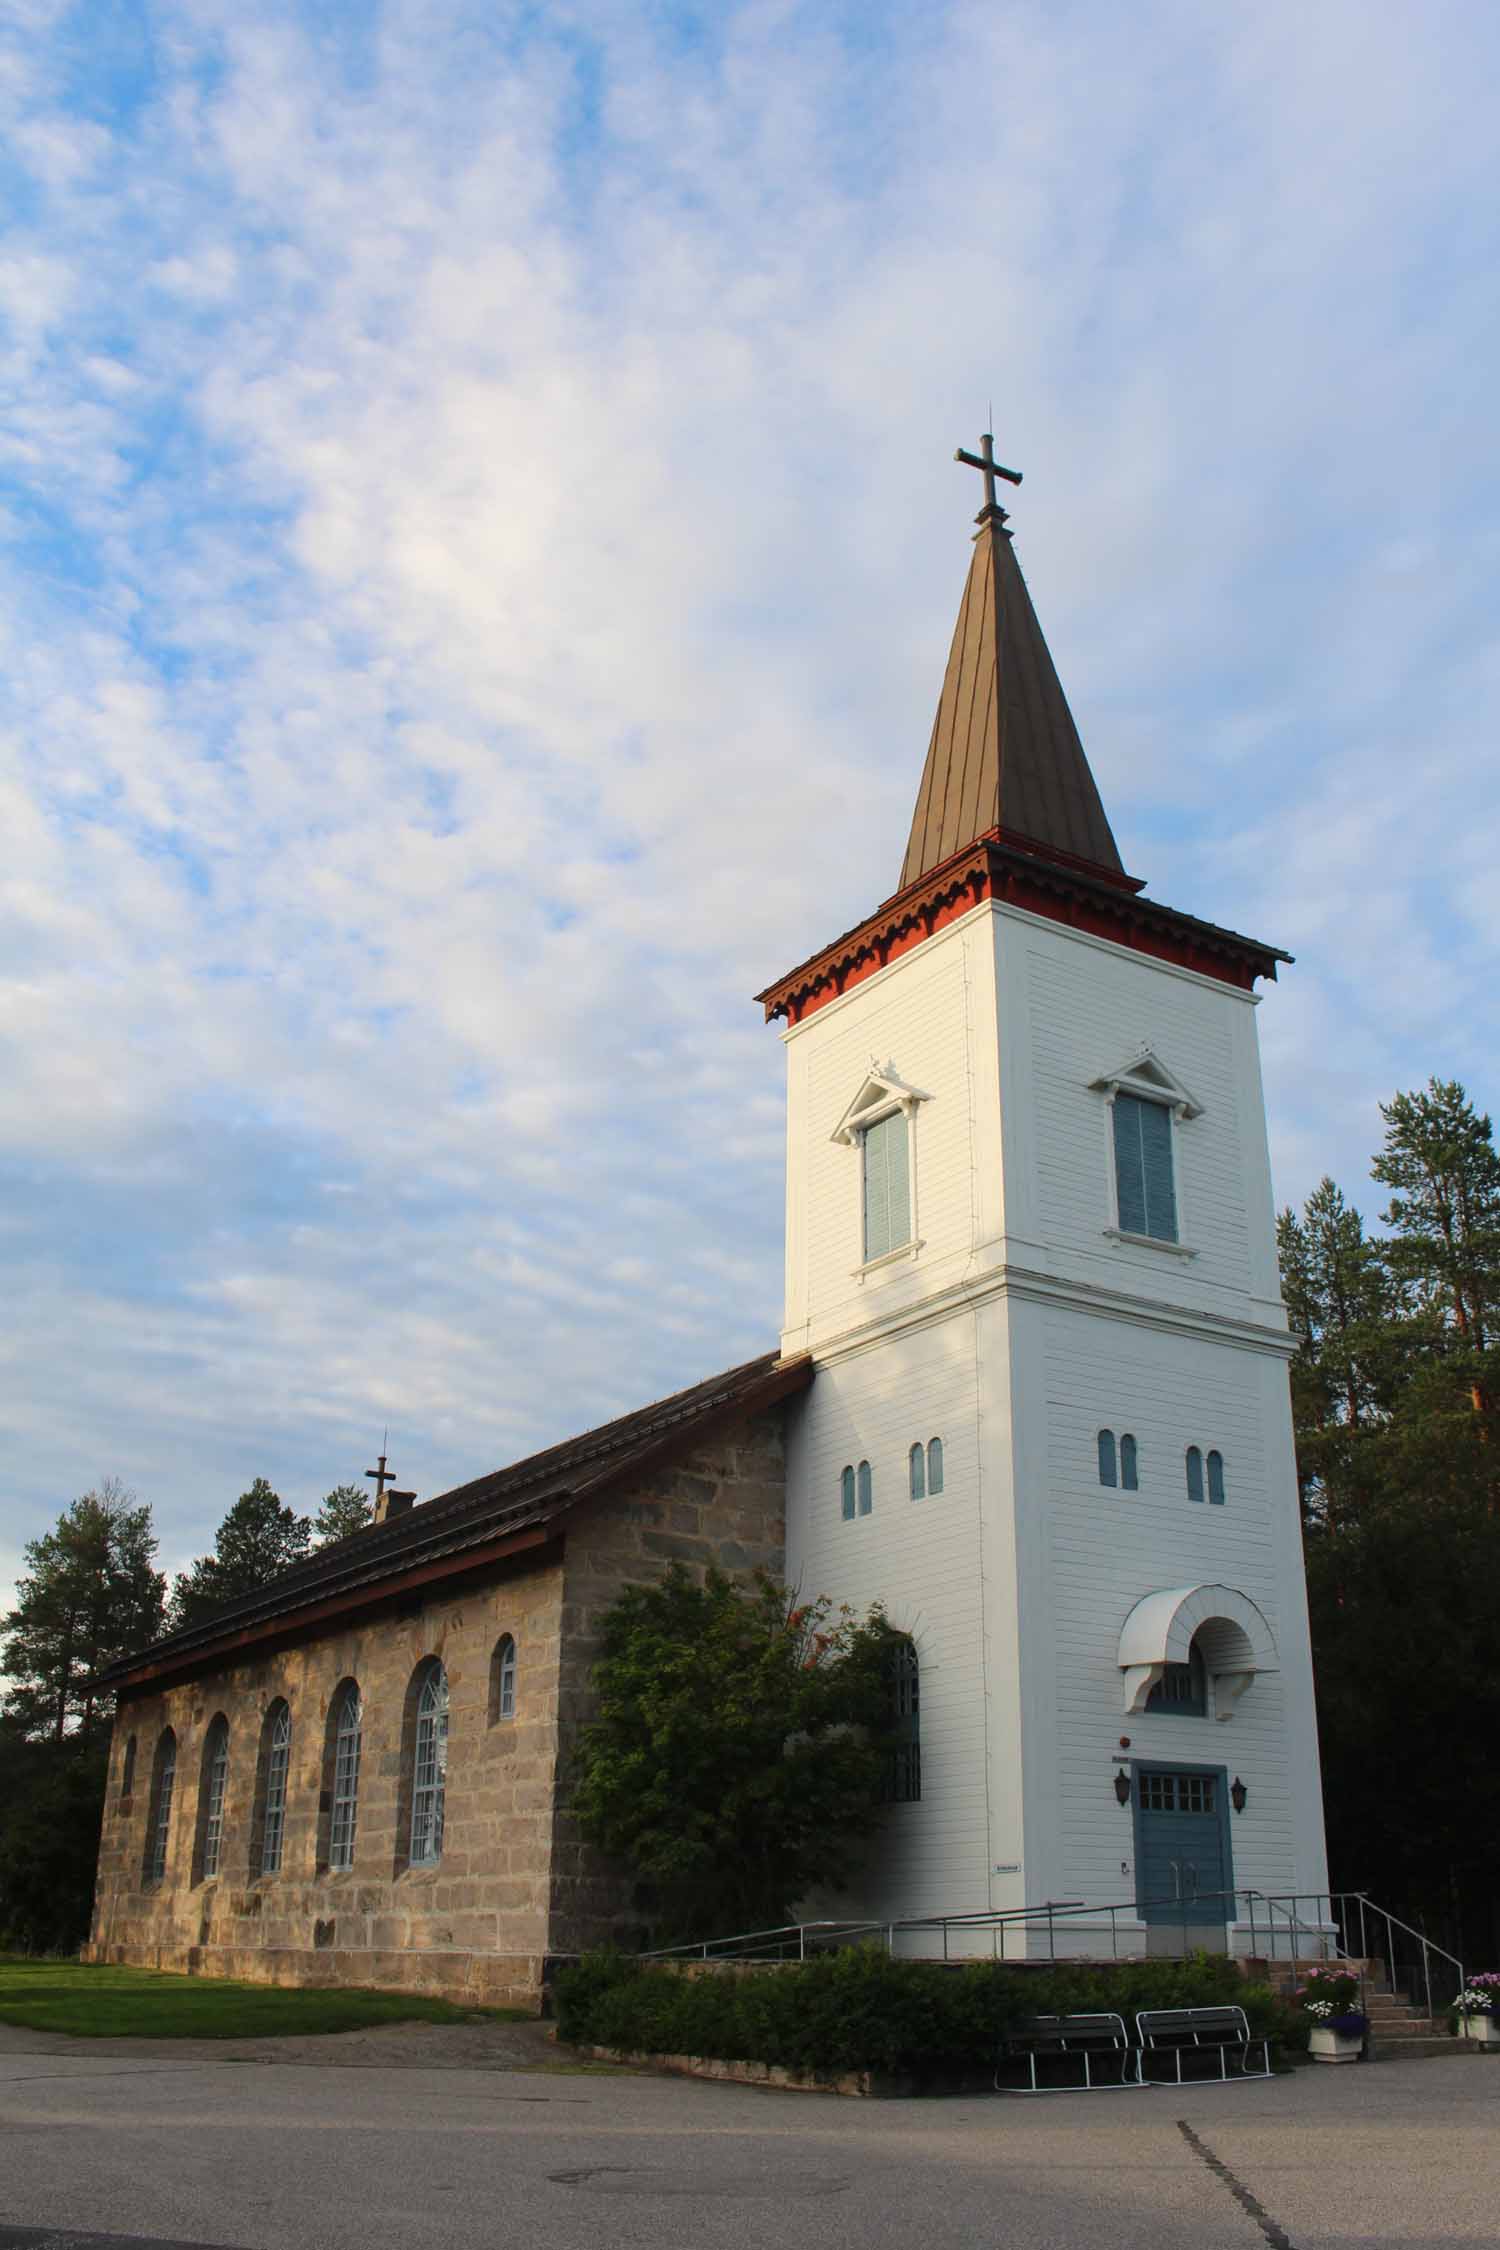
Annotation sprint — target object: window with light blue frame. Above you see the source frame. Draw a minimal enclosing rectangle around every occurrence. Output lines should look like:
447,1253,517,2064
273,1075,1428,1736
1186,1446,1206,1504
1097,1429,1117,1487
860,1109,911,1261
926,1437,943,1494
909,1443,925,1500
856,1460,873,1516
1146,1640,1207,1716
1112,1092,1178,1242
1120,1433,1139,1490
1207,1449,1226,1505
840,1465,855,1521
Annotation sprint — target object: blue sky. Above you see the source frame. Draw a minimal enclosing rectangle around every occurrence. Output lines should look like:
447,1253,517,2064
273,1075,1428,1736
4,0,1499,1608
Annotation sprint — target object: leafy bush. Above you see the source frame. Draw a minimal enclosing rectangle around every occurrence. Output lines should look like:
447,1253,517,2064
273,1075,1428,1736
554,1946,1290,2080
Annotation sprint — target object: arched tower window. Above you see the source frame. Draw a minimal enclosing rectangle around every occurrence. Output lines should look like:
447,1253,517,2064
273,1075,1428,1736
490,1635,518,1724
1120,1433,1138,1491
1186,1446,1205,1504
856,1460,873,1516
908,1443,926,1501
144,1729,176,1886
1207,1449,1226,1506
1097,1429,1117,1487
195,1716,230,1882
884,1639,921,1803
840,1465,855,1522
408,1662,449,1868
120,1733,137,1799
926,1437,943,1494
326,1681,362,1872
1147,1637,1208,1717
258,1701,292,1876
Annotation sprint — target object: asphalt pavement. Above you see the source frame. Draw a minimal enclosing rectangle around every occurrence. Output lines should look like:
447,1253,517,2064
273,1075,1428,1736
1,2022,1495,2250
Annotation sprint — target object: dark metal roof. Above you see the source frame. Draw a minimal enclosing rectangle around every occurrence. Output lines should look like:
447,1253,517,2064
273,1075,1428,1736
101,1350,812,1690
900,514,1125,888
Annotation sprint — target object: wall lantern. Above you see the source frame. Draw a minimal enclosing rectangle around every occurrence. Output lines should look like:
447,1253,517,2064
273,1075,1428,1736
1113,1769,1132,1807
1230,1776,1248,1814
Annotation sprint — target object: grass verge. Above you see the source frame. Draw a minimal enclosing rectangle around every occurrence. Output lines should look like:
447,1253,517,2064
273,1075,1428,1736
0,1956,527,2039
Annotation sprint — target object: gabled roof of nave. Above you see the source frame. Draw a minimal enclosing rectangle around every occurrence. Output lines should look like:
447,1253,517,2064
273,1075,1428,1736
101,1350,810,1690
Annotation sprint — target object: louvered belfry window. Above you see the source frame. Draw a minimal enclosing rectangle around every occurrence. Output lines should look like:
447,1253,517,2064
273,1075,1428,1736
1112,1093,1178,1242
861,1109,911,1261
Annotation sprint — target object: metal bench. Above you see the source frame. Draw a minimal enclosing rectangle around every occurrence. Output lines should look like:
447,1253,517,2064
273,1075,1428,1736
1135,2005,1273,2084
997,2012,1142,2093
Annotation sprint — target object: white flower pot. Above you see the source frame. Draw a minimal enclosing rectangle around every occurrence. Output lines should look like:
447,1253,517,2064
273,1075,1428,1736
1308,2025,1362,2063
1459,2013,1499,2045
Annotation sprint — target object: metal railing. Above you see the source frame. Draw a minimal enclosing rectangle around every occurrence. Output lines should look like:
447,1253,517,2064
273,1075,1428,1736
642,1888,1460,2014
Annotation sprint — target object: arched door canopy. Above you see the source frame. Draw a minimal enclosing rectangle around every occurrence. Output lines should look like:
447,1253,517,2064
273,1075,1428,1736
1117,1583,1278,1719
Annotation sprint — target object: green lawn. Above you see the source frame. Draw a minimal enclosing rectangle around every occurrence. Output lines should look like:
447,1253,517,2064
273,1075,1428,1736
0,1957,526,2039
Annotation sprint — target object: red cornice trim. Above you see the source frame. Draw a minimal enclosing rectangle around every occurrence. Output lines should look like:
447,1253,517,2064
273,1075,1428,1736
756,836,1289,1025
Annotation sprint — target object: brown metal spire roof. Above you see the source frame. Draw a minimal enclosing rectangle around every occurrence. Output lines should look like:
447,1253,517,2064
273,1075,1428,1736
900,509,1124,888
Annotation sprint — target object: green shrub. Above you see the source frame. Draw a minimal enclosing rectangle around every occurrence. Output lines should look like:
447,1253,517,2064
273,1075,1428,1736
554,1946,1285,2080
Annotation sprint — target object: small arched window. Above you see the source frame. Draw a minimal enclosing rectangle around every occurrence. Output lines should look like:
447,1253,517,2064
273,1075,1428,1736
259,1702,292,1877
856,1460,873,1516
840,1465,856,1522
327,1682,362,1872
120,1733,137,1799
908,1443,926,1501
1120,1434,1138,1491
197,1716,230,1881
409,1664,449,1868
1186,1446,1206,1504
490,1635,518,1723
1207,1449,1226,1506
144,1730,176,1885
1097,1429,1117,1487
1147,1639,1208,1717
927,1437,943,1494
884,1639,921,1803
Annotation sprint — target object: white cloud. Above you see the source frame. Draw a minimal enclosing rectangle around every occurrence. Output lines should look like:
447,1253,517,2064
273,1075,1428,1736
1,0,1498,1611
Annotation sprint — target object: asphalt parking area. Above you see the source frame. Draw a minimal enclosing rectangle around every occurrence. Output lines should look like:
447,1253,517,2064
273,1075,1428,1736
1,2023,1495,2250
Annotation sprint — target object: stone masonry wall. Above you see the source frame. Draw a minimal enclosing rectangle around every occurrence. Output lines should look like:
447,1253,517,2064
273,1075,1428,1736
546,1405,789,1955
88,1554,564,2011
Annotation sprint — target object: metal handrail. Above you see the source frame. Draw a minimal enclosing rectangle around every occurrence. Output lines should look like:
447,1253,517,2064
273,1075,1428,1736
1334,1890,1464,2023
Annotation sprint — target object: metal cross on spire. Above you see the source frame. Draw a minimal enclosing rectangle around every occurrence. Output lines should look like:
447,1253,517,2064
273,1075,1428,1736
954,431,1023,519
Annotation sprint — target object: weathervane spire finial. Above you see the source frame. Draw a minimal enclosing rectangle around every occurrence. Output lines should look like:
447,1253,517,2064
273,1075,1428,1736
954,431,1023,522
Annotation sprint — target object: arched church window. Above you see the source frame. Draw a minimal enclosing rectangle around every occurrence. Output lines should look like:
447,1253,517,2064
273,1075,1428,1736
258,1701,292,1877
1186,1446,1206,1504
1207,1449,1226,1505
860,1109,911,1262
144,1730,176,1885
908,1443,926,1501
883,1639,921,1803
195,1716,230,1882
120,1733,137,1799
927,1437,943,1495
856,1460,873,1516
1120,1434,1138,1491
326,1681,362,1872
409,1663,449,1868
490,1635,518,1723
840,1465,856,1521
1146,1639,1207,1717
1097,1429,1117,1487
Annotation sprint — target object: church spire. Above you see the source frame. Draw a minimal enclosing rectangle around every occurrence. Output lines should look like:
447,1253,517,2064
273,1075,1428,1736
899,436,1124,890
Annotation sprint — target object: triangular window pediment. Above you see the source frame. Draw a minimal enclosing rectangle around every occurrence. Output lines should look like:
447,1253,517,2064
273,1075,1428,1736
1088,1045,1203,1120
831,1061,931,1146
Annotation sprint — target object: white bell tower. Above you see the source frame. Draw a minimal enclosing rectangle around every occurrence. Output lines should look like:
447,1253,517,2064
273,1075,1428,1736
756,442,1329,1955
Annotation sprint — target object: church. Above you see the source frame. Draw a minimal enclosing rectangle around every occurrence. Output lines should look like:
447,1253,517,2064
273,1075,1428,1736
88,441,1331,2008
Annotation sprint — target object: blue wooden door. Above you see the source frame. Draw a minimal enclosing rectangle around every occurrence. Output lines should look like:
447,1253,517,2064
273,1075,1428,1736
1137,1768,1228,1936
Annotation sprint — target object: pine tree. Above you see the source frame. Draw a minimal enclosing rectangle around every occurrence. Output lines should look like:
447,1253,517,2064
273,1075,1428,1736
313,1482,373,1546
1,1483,166,1745
1373,1078,1500,1429
1277,1180,1396,1525
170,1478,312,1630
